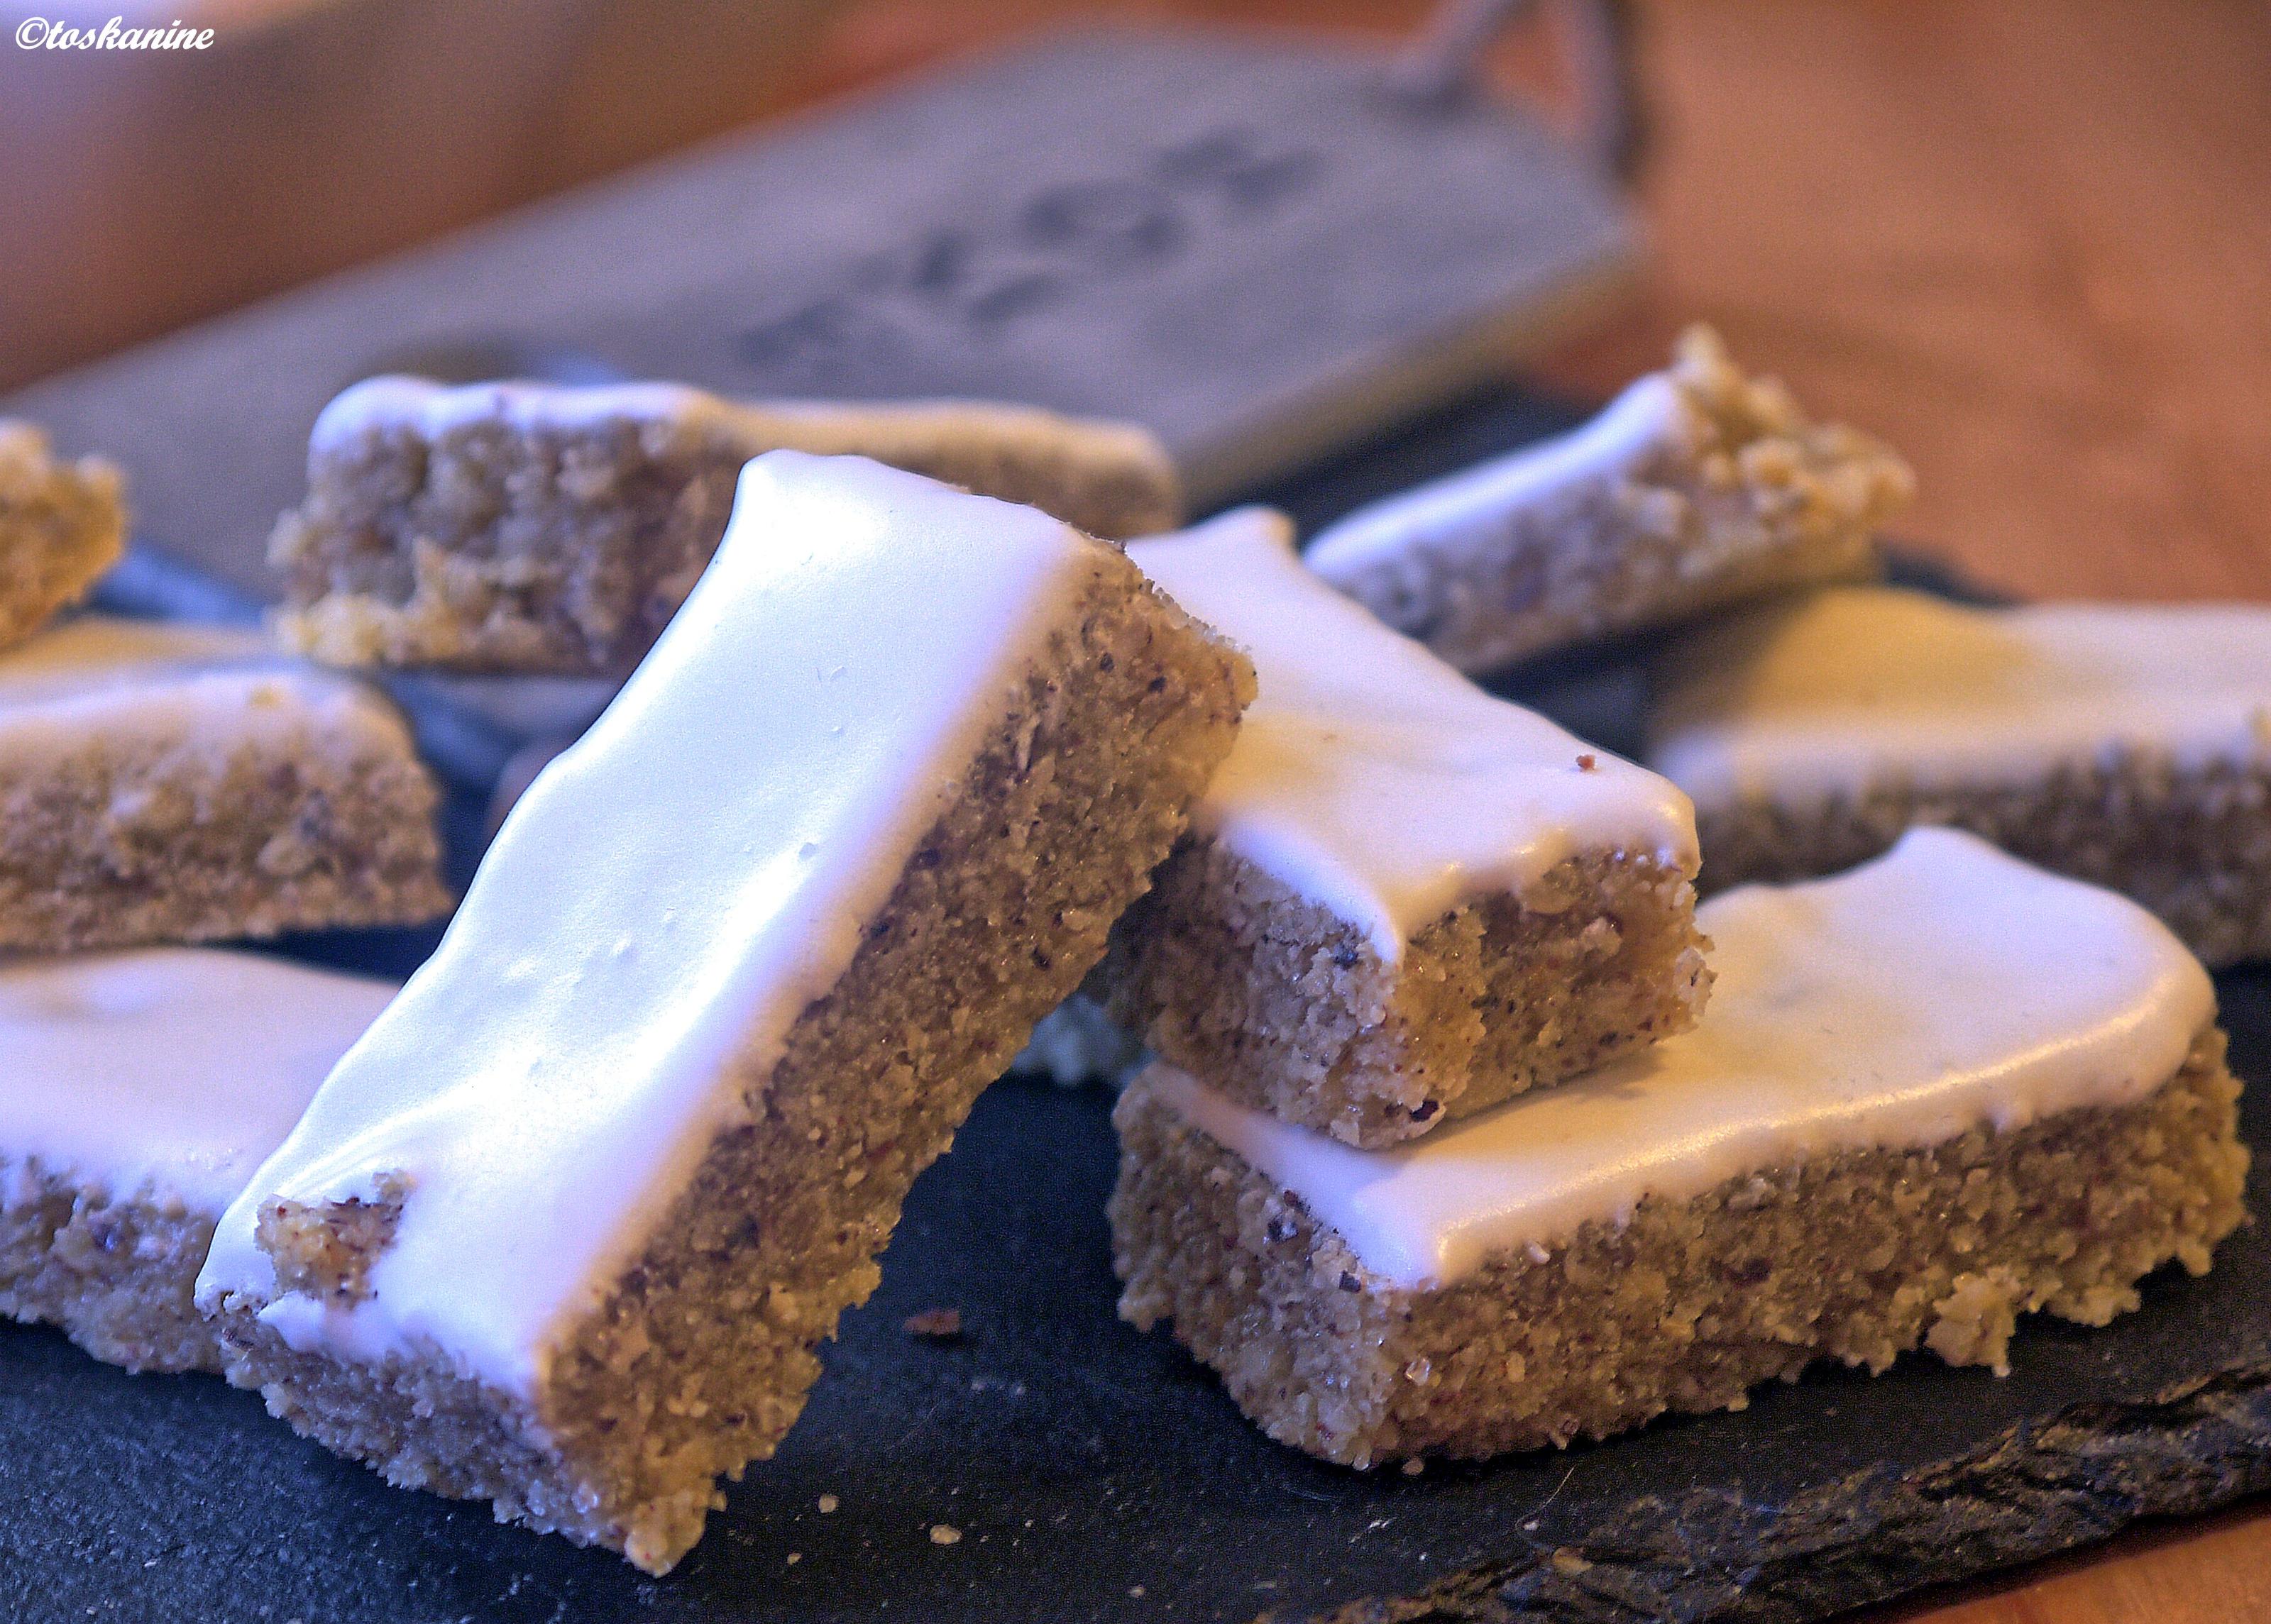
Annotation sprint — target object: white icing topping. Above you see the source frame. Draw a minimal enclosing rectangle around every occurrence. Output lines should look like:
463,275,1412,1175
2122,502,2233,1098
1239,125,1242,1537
1128,509,1696,959
0,950,395,1215
197,453,1101,1394
0,615,414,752
1647,587,2271,808
1146,828,2214,1288
1302,375,1678,581
312,375,1171,481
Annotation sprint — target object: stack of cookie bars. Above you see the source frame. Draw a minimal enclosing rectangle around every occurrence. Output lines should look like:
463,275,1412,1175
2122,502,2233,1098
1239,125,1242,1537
0,423,447,1374
1101,334,2248,1467
0,328,2255,1577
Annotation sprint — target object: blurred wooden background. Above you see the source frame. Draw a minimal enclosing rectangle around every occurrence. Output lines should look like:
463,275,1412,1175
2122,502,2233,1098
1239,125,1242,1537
3,4,2267,1618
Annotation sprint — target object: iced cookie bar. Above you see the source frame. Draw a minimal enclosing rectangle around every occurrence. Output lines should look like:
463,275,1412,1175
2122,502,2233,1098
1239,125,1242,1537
271,377,1184,673
199,453,1252,1574
0,421,126,651
1096,508,1706,1148
0,617,449,951
1111,829,2248,1467
0,949,394,1374
1649,586,2271,966
1304,328,1913,673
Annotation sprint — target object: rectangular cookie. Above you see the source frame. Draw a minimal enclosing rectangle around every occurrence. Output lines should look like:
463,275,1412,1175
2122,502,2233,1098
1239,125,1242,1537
270,377,1184,673
1,949,395,1375
197,453,1253,1574
1647,585,2271,966
1302,327,1913,673
1096,507,1706,1148
0,421,126,651
0,617,450,951
1111,828,2248,1468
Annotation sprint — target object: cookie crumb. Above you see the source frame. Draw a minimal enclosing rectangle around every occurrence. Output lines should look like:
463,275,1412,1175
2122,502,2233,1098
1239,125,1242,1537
903,1307,963,1340
1576,753,1598,772
1400,1458,1424,1476
786,1552,801,1566
930,1523,962,1546
817,1494,839,1514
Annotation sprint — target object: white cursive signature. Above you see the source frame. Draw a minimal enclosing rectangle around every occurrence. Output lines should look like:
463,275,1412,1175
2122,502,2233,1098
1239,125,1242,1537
16,16,218,49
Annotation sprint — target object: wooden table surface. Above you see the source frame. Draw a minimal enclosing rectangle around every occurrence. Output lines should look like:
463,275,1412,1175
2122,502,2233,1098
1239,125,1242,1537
9,2,2270,1618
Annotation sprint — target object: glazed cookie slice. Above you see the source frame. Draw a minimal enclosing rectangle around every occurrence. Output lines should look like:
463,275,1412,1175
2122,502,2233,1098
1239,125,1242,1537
0,617,450,951
1094,507,1706,1148
271,376,1184,673
1303,327,1913,673
0,421,126,651
1111,829,2248,1468
1648,585,2271,966
0,950,395,1374
199,454,1251,1574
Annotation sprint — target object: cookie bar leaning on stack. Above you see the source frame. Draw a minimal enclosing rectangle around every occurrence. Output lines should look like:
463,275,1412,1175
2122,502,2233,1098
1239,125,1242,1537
1649,585,2271,966
1091,507,1707,1147
1304,327,1913,673
0,421,126,651
0,617,450,951
1112,828,2248,1468
1,950,395,1374
270,377,1184,672
199,453,1253,1574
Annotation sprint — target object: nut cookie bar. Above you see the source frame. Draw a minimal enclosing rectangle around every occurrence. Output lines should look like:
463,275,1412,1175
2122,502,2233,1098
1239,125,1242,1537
1095,508,1705,1147
1111,831,2247,1466
1304,327,1912,673
272,376,1184,672
201,455,1252,1573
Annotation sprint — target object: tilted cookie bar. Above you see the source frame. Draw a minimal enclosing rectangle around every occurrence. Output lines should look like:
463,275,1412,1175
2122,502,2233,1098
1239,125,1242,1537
1649,585,2271,966
1,950,394,1374
0,421,126,652
1304,327,1912,673
0,617,449,951
1112,829,2247,1468
200,454,1251,1573
1096,508,1705,1147
271,376,1184,673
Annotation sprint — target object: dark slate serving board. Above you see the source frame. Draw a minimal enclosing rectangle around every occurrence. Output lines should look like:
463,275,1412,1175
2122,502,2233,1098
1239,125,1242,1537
4,392,2268,1624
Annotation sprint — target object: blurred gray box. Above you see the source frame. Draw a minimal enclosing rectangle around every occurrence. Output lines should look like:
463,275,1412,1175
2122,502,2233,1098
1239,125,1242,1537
6,23,1635,600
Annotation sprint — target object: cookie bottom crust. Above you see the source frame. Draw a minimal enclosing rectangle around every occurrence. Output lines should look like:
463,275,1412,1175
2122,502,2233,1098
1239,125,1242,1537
1101,848,1710,1148
0,719,450,952
1,1163,222,1374
1692,754,2271,968
1110,1034,2248,1469
272,411,1180,675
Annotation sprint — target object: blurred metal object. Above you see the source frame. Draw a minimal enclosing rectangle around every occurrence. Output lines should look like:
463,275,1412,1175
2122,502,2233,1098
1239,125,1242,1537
1390,0,1645,179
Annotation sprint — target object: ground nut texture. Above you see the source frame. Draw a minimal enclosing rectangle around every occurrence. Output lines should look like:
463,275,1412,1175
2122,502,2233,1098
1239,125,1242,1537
1109,1035,2249,1469
270,390,1183,673
1689,759,2271,970
1312,327,1913,674
208,551,1253,1574
0,1166,224,1374
0,421,126,652
1096,849,1710,1147
0,673,449,954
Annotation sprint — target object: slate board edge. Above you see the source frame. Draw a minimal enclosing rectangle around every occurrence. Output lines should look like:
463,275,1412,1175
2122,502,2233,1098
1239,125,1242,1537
1297,1354,2271,1624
